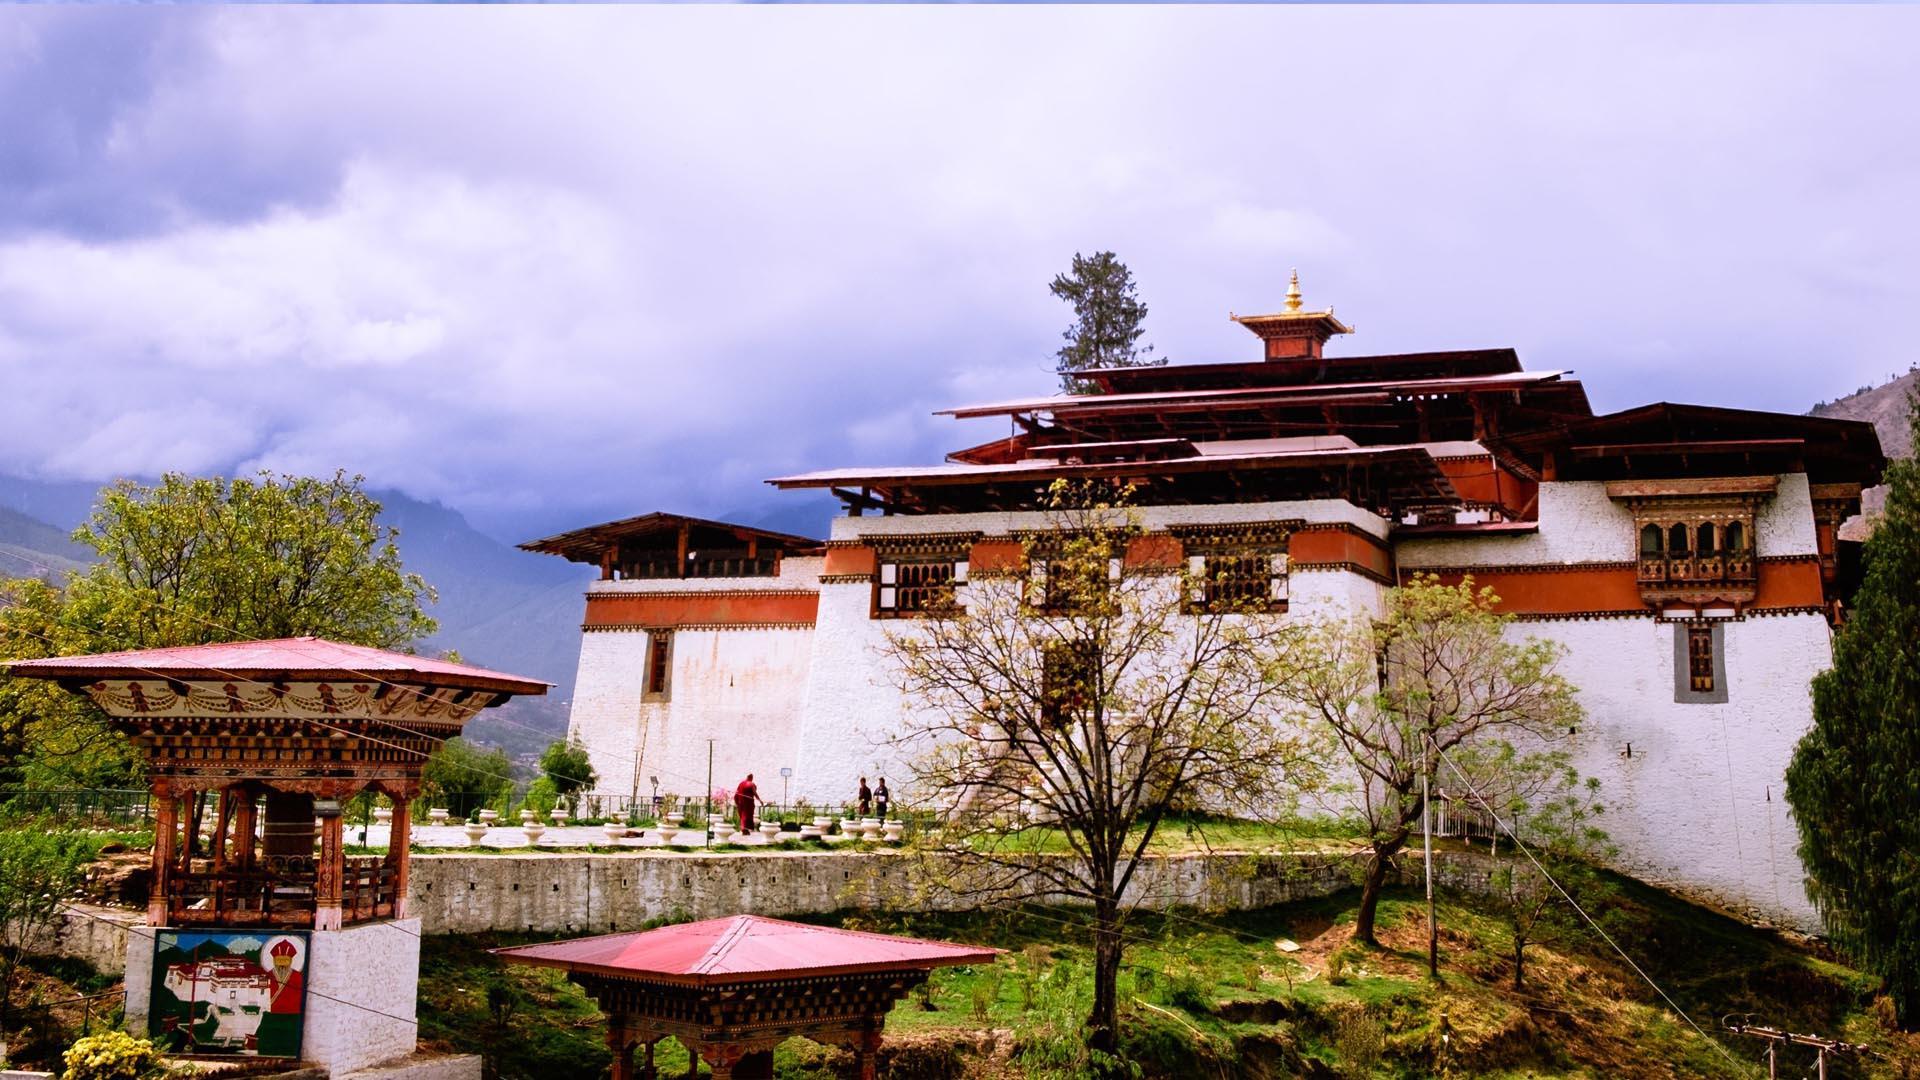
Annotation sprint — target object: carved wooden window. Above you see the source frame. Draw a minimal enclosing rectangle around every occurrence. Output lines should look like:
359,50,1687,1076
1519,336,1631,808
1027,553,1122,613
873,537,973,618
1640,525,1663,555
644,631,673,701
1687,626,1715,693
1175,525,1292,614
1041,640,1098,727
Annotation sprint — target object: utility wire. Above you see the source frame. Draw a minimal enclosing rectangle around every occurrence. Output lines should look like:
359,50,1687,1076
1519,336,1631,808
1428,739,1756,1077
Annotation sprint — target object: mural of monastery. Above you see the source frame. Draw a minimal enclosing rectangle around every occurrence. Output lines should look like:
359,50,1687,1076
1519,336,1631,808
149,930,308,1058
522,278,1883,931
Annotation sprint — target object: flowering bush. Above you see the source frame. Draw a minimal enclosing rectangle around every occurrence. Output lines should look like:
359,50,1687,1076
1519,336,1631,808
60,1031,169,1080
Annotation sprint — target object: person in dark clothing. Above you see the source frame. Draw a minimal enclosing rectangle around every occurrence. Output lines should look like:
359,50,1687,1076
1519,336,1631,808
857,777,872,817
735,774,759,832
875,778,891,819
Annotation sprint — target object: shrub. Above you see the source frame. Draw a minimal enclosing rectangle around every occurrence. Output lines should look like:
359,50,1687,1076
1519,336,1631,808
60,1031,169,1080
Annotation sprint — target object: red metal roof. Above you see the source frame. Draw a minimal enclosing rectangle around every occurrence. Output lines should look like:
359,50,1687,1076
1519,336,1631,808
3,636,550,696
936,369,1570,420
492,915,999,987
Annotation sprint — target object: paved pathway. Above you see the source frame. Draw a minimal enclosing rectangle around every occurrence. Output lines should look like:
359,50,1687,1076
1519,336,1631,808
348,821,892,849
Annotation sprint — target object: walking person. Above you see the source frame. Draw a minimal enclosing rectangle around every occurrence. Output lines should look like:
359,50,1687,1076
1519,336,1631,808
874,778,891,819
735,773,760,832
857,777,872,817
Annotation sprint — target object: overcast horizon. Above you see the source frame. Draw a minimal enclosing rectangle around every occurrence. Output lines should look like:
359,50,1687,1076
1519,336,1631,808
2,6,1917,542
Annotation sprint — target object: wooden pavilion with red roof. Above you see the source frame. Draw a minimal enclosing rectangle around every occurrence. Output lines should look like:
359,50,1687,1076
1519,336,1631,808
6,636,548,931
494,915,999,1080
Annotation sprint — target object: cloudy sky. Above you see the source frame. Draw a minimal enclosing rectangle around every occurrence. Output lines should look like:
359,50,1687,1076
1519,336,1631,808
1,6,1916,541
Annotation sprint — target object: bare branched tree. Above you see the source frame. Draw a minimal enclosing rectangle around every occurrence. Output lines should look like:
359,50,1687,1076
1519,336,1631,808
1282,574,1585,947
880,481,1321,1057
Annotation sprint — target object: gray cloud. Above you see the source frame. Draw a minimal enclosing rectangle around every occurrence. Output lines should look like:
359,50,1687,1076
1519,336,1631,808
0,6,1915,540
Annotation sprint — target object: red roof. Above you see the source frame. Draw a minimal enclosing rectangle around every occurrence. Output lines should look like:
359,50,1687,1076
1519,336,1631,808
3,636,549,696
492,915,999,986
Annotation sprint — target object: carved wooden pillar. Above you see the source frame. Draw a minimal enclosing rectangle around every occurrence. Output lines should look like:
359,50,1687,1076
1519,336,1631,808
149,789,176,926
315,813,344,931
853,1023,884,1080
607,1025,633,1080
639,1039,657,1080
211,788,234,871
232,788,258,867
390,798,412,919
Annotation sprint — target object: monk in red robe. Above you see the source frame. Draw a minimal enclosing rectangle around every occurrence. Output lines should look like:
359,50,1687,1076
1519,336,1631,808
735,774,759,832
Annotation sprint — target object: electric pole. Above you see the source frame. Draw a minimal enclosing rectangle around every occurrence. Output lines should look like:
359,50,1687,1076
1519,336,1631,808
1424,732,1438,979
1723,1016,1866,1080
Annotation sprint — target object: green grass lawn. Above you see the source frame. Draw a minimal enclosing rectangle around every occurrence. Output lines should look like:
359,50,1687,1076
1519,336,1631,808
415,869,1919,1079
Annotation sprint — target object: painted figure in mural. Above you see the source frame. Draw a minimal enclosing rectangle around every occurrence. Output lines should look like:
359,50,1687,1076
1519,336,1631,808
857,777,871,817
255,934,307,1057
735,774,759,831
874,778,890,819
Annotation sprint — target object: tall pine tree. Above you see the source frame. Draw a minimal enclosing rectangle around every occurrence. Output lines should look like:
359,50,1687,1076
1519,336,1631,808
1049,251,1162,393
1785,396,1920,1029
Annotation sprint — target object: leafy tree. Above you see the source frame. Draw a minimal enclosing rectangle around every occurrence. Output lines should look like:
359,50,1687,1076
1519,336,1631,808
1050,251,1162,393
1281,574,1585,948
1786,397,1920,1029
0,823,97,1043
1467,753,1612,989
0,471,438,790
538,738,597,804
422,738,514,821
880,480,1320,1058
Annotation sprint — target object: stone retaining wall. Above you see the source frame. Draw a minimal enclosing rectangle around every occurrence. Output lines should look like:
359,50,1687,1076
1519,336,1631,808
28,848,1518,959
406,848,1418,936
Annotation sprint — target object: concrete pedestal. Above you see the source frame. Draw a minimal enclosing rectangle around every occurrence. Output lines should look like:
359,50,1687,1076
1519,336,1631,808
126,918,423,1078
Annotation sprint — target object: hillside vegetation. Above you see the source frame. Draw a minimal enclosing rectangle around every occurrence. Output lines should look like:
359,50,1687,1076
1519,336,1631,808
414,876,1919,1079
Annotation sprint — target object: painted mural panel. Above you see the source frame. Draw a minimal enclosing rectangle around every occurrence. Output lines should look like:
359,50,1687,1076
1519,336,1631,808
148,929,308,1058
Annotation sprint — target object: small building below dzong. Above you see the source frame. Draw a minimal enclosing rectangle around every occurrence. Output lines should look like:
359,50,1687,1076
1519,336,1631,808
495,915,999,1079
528,274,1885,932
6,636,548,1076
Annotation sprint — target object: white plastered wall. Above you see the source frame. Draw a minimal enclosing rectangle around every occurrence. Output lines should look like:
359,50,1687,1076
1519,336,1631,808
564,557,821,808
790,501,1392,808
1397,475,1827,930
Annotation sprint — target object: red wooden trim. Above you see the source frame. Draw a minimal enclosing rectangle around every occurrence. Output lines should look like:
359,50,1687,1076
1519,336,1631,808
585,592,819,630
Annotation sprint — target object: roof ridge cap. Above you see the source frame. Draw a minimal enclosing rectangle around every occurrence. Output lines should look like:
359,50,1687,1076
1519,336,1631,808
689,915,757,977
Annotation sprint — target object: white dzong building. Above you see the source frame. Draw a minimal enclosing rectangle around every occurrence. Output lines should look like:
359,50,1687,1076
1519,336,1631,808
524,281,1882,929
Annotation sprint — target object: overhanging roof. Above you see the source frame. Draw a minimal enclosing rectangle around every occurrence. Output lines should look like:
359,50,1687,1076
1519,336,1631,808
768,443,1446,491
520,512,822,565
1486,402,1885,485
3,636,550,696
938,369,1572,421
493,915,999,987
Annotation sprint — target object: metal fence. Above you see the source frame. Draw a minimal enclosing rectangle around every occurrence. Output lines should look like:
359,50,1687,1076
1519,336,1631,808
0,786,152,824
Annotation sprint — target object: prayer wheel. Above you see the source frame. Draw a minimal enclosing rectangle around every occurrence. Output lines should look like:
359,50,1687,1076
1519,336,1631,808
262,791,317,858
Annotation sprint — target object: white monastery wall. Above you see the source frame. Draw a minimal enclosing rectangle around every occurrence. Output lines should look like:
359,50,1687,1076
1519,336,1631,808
568,627,814,806
792,500,1391,807
1524,614,1827,928
1398,474,1819,569
1397,475,1829,929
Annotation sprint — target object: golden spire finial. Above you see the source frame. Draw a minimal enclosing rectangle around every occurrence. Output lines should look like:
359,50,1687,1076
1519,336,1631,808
1284,268,1303,314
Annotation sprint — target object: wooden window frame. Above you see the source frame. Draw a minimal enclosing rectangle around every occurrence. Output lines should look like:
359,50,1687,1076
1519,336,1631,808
1672,621,1728,704
1040,639,1099,728
643,630,673,702
873,555,968,619
1174,525,1293,615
